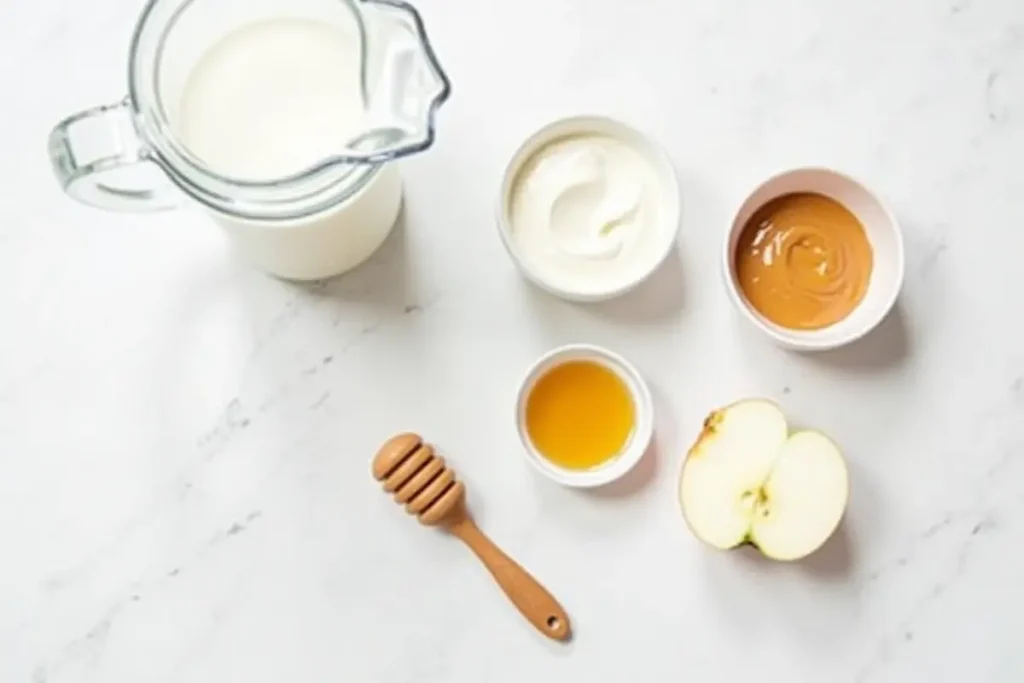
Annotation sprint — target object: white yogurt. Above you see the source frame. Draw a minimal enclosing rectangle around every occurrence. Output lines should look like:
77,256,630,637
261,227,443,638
173,17,403,281
503,122,677,299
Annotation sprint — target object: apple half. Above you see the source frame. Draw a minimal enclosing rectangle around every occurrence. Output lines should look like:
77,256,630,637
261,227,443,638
678,399,849,561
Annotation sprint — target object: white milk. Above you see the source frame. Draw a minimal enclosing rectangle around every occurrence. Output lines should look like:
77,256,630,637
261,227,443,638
176,17,402,280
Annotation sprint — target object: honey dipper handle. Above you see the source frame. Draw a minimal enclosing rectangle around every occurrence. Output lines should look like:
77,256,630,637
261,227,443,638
449,517,571,641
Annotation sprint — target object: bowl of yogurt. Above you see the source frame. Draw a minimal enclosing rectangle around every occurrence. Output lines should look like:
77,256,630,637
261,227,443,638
497,116,680,302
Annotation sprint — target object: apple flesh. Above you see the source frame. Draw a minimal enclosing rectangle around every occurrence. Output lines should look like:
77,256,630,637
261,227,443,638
678,399,849,561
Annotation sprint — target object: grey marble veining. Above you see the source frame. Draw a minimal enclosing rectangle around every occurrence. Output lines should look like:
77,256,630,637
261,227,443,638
2,0,1024,681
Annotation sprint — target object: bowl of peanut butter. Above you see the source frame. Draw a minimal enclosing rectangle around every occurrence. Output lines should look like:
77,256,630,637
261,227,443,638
722,168,904,351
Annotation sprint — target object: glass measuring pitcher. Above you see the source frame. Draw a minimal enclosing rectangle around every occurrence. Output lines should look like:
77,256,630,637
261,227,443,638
48,0,450,280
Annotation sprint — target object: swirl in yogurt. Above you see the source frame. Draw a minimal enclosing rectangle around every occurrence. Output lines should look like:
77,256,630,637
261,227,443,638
507,133,669,296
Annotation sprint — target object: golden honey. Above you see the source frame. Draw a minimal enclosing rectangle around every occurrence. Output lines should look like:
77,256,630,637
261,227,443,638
525,360,635,470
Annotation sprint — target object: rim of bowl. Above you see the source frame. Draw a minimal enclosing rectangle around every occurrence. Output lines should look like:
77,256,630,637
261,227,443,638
496,115,681,303
721,166,905,351
514,343,655,488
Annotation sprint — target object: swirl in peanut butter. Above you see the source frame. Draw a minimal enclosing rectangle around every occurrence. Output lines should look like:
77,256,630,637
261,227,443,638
734,193,873,330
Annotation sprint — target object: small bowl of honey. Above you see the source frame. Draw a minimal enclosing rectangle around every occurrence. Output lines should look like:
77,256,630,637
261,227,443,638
723,167,905,351
515,344,654,488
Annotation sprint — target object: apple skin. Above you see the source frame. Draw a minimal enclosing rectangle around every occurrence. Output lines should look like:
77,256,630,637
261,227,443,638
678,399,849,562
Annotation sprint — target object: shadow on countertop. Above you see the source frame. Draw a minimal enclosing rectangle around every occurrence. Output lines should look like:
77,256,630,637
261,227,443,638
590,247,687,326
808,300,912,373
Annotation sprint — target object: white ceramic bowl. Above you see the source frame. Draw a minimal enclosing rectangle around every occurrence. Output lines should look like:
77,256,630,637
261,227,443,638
514,344,654,488
497,115,681,302
723,167,905,351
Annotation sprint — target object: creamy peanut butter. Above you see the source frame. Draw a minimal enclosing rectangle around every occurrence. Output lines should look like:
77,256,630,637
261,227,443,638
734,193,873,330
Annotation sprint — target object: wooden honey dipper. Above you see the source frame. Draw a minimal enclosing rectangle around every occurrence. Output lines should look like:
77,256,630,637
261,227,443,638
372,433,571,642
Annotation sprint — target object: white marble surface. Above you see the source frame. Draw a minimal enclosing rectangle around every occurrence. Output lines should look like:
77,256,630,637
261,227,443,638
3,0,1024,680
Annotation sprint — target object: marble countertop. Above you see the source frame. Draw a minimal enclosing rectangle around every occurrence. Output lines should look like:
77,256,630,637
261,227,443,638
3,0,1024,680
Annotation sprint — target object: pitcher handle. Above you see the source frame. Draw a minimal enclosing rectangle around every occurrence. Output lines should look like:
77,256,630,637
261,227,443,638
352,0,451,163
48,97,181,212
